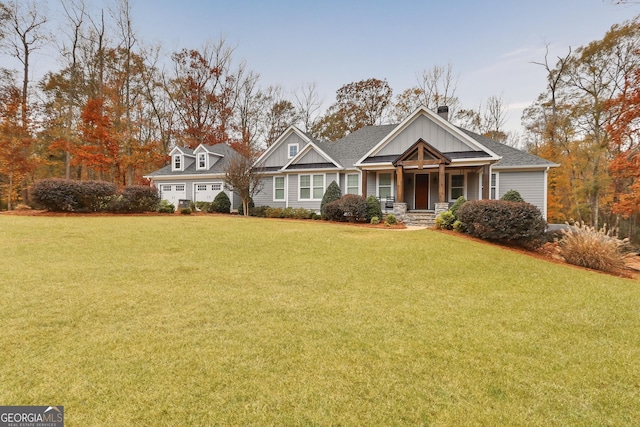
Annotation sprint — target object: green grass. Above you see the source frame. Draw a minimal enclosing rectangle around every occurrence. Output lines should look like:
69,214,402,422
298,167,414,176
1,215,639,426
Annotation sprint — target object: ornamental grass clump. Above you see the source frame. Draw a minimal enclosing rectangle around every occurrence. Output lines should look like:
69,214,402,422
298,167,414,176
558,222,632,274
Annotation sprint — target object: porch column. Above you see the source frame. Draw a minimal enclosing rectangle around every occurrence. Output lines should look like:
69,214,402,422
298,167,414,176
482,164,490,200
361,170,367,198
396,166,404,203
438,163,446,203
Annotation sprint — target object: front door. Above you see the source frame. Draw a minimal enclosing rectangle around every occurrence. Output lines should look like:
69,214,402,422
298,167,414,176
415,174,429,210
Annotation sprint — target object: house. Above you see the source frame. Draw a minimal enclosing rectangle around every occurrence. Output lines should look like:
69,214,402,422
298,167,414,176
144,143,240,209
145,106,558,222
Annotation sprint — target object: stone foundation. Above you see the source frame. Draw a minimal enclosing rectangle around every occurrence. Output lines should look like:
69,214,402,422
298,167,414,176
434,202,450,217
392,202,407,222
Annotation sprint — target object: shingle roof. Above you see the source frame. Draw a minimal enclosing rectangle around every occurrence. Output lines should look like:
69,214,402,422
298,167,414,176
458,129,558,168
314,124,398,169
146,143,237,177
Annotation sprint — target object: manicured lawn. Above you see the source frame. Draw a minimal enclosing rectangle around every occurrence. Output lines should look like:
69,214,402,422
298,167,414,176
1,215,639,426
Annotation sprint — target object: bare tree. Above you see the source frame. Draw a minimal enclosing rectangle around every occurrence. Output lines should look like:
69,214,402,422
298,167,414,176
224,148,263,216
293,81,322,133
0,0,50,129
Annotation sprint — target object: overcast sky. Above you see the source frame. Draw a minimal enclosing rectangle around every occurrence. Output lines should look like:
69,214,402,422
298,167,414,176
6,0,640,135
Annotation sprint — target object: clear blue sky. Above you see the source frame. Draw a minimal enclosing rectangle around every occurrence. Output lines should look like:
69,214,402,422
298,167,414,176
16,0,640,133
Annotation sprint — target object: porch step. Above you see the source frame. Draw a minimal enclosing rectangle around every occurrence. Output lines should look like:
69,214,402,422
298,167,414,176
402,211,437,227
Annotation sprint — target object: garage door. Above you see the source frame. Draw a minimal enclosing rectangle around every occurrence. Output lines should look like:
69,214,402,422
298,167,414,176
160,184,186,208
194,182,224,203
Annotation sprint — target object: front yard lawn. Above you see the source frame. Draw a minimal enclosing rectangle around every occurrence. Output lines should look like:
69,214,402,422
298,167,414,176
1,215,638,425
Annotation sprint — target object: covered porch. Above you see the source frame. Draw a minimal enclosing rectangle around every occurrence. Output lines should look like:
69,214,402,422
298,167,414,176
360,139,492,218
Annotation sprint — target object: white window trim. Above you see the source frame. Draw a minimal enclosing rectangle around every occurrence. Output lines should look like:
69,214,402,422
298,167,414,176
346,172,360,195
197,152,207,170
491,172,499,200
273,176,286,202
173,154,182,171
288,143,299,159
449,172,466,202
299,173,325,201
376,172,394,198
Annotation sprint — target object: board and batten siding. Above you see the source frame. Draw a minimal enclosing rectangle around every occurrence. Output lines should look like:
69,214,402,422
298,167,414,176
296,149,327,165
262,133,307,168
498,171,546,215
376,115,472,157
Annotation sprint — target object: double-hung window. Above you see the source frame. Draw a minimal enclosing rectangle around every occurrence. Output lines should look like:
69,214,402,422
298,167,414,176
173,155,181,170
274,176,285,201
450,174,464,200
378,173,392,198
346,173,359,194
299,174,324,200
198,153,206,169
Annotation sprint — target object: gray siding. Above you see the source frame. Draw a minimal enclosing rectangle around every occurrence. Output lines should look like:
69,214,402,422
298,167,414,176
467,173,479,201
376,115,473,156
296,148,327,164
498,171,546,213
262,133,307,168
253,176,285,208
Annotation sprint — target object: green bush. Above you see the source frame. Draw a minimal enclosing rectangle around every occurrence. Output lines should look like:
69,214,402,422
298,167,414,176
457,200,546,248
450,196,466,217
321,181,342,218
180,207,192,215
366,195,382,221
501,189,524,202
371,216,380,225
434,210,456,230
385,214,398,225
157,199,175,213
209,191,231,213
453,220,466,232
558,222,631,274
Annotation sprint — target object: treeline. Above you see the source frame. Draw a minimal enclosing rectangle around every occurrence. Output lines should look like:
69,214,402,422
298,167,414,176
0,0,639,242
522,18,640,239
0,0,515,210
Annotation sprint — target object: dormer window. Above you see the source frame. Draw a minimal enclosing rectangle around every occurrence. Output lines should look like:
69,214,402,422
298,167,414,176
198,152,206,169
288,143,299,159
173,155,181,170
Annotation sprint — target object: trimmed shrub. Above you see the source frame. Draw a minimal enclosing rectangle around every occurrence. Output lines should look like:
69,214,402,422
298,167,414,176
209,191,231,213
251,206,270,217
180,207,192,215
371,216,380,225
366,195,383,221
322,199,345,222
501,189,524,202
340,194,367,222
157,199,175,213
116,185,159,212
321,181,342,218
558,222,631,274
385,214,398,225
457,200,546,248
31,179,117,212
453,220,466,232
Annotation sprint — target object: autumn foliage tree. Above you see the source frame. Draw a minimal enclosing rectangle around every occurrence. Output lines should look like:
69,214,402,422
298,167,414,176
0,79,33,209
312,78,392,140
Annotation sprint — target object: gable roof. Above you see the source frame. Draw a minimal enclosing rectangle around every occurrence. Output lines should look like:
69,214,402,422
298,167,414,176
254,126,315,167
356,106,501,165
282,139,342,170
145,143,238,177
